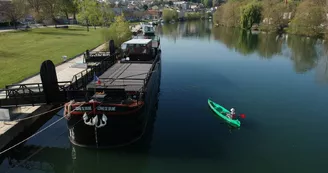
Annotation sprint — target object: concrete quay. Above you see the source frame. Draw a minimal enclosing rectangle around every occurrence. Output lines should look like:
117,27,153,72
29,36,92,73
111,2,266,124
0,43,106,152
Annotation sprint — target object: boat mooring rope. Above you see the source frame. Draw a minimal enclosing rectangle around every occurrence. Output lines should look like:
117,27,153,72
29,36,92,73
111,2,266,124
0,102,86,156
0,116,65,156
14,105,64,122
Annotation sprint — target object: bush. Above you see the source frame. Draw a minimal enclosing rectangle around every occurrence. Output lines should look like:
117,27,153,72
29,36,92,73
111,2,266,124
185,12,202,20
102,15,132,48
162,8,178,22
288,0,325,37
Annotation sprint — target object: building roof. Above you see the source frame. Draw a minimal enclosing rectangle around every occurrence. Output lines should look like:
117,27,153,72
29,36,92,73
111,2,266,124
147,9,159,15
124,39,152,45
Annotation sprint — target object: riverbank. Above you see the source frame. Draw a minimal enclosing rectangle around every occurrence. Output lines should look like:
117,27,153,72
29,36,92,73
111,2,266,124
0,42,107,152
0,26,105,88
162,8,212,23
213,0,328,38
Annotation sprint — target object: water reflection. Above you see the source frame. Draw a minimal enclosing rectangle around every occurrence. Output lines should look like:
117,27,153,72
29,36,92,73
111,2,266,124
315,44,328,83
286,36,318,73
211,27,327,74
157,20,212,41
158,21,328,82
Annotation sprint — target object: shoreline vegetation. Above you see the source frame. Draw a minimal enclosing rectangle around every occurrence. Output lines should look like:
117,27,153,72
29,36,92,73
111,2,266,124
212,0,328,39
162,8,212,22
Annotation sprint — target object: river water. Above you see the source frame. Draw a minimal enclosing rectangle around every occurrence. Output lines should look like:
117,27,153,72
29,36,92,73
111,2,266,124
1,21,328,173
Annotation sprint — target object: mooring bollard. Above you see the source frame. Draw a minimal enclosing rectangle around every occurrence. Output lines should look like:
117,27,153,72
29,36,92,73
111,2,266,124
62,55,67,62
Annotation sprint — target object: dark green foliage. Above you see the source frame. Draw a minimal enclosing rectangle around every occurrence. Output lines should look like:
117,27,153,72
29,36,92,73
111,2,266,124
240,2,262,29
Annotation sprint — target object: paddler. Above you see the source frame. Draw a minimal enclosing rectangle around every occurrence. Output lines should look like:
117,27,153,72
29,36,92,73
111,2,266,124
226,108,236,119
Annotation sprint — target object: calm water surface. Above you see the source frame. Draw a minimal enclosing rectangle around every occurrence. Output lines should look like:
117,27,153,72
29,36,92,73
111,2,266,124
1,21,328,173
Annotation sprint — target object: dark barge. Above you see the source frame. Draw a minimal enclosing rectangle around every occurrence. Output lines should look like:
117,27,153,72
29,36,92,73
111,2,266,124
64,37,161,148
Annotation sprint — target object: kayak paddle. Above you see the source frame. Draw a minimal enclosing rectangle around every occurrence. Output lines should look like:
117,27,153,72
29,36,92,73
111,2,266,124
232,114,246,119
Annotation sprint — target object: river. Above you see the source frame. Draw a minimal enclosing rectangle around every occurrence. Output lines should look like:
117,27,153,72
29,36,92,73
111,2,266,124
0,20,328,173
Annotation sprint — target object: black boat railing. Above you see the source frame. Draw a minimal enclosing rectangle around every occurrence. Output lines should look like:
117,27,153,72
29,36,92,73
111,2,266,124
70,52,118,90
84,51,111,64
0,49,120,107
2,81,72,97
0,81,72,107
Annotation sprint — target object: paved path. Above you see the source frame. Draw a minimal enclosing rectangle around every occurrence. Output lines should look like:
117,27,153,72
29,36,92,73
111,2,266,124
18,43,105,84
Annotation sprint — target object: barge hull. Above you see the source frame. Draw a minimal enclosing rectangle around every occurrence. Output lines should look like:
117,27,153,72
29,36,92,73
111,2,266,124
67,58,161,148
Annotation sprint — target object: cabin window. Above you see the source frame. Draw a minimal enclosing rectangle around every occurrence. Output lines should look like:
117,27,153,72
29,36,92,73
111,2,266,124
145,26,153,32
126,43,150,54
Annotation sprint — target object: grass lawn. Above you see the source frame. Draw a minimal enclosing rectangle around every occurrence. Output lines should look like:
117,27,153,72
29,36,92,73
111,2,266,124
0,26,106,88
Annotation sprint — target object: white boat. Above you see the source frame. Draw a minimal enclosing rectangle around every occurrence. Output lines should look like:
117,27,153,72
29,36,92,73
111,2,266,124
140,22,155,36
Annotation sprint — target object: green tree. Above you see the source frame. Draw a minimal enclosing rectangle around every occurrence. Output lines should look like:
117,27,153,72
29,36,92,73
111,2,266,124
99,2,115,27
162,8,178,22
102,14,132,47
240,2,262,29
185,12,202,20
60,0,78,20
75,0,102,31
289,0,325,37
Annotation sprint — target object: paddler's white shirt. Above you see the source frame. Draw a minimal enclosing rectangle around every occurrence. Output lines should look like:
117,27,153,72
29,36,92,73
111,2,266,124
227,108,235,119
231,110,235,116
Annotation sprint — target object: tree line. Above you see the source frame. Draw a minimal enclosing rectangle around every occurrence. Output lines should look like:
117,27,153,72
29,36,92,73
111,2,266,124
213,0,328,38
162,8,212,22
0,0,116,30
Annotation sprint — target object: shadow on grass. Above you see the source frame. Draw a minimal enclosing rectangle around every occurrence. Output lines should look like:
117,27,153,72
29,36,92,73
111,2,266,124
33,31,87,36
0,50,18,58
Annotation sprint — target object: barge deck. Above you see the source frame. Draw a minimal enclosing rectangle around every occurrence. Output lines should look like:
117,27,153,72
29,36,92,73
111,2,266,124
88,63,153,91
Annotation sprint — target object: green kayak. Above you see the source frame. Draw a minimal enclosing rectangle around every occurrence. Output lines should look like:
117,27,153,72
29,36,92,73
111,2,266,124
208,99,241,128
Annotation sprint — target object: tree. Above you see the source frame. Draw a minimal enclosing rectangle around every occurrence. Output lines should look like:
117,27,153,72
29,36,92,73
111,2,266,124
261,0,284,31
102,14,132,47
289,0,326,37
0,0,28,29
60,0,78,20
75,0,102,31
26,0,43,22
202,0,209,8
40,0,62,27
99,2,115,27
162,8,178,22
26,0,42,14
221,1,242,27
143,4,148,11
168,1,173,6
240,2,262,29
